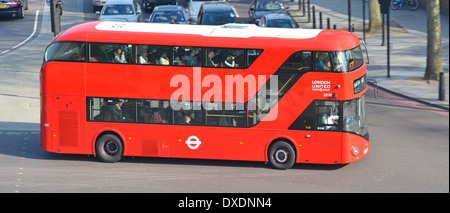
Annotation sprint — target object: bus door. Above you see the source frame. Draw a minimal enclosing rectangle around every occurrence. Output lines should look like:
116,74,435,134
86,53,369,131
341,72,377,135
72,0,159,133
296,100,343,164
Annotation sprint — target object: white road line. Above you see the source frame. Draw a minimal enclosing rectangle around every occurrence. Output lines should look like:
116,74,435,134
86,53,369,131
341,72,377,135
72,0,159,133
231,6,240,18
1,10,39,55
11,10,39,49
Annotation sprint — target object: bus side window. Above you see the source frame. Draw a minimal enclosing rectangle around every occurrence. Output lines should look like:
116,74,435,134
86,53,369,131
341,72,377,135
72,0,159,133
45,41,86,63
247,49,263,68
173,101,202,125
315,52,332,71
173,46,203,67
205,102,245,127
111,44,131,64
288,100,339,131
279,51,311,71
205,48,244,68
89,43,112,63
137,99,171,124
315,101,339,131
135,45,170,65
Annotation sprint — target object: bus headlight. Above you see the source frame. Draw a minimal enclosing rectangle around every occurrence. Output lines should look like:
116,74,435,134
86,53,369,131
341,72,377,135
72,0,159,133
352,146,359,156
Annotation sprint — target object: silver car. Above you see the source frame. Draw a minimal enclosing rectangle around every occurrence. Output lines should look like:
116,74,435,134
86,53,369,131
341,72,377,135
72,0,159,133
93,0,109,11
97,0,142,22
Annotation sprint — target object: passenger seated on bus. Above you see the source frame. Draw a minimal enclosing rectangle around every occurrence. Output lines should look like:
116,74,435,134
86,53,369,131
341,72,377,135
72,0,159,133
182,49,199,66
138,50,150,64
114,47,127,63
159,50,169,65
101,99,131,122
90,43,111,63
68,54,85,62
317,52,331,71
206,50,218,67
222,54,238,68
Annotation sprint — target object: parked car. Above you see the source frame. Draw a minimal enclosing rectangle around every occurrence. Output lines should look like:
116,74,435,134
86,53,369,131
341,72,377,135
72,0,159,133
187,0,225,22
259,13,297,28
142,0,176,12
97,0,142,22
248,0,288,25
196,1,236,25
93,0,109,12
0,0,28,19
148,5,190,24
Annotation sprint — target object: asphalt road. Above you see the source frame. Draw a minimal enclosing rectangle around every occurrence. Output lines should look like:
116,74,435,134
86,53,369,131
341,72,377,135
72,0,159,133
0,89,448,193
0,0,43,55
0,0,448,194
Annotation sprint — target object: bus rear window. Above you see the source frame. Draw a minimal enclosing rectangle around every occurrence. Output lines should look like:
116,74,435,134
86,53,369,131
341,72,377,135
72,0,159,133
45,42,86,62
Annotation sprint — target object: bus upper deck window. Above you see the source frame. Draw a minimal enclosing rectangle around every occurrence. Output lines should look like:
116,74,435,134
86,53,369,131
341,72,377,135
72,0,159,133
280,51,311,71
135,45,170,65
247,49,263,68
331,47,364,73
172,46,203,67
348,46,364,71
205,48,244,69
315,52,332,72
45,42,86,63
89,43,133,64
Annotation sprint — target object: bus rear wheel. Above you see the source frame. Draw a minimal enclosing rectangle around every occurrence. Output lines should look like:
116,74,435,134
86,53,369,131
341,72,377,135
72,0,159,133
95,134,123,163
268,141,296,170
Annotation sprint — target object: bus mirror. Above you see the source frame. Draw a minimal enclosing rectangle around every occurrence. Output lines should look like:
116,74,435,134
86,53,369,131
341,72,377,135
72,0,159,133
359,38,370,64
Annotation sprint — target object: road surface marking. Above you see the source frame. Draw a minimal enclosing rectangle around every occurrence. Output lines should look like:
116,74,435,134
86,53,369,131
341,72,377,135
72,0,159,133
1,10,39,55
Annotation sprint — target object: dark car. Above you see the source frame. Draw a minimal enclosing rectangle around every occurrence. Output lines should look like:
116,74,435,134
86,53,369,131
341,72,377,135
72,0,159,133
248,0,288,25
196,1,236,25
0,0,28,19
259,13,297,28
148,5,190,24
143,0,176,12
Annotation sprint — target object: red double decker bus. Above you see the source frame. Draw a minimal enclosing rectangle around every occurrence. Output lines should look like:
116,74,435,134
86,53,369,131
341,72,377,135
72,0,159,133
41,21,369,169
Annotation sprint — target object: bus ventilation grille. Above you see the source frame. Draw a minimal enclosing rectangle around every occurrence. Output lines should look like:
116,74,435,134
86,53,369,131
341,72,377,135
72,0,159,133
58,111,79,147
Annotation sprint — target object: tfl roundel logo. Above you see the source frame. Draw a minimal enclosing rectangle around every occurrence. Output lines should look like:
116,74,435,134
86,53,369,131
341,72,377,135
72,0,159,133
185,136,202,150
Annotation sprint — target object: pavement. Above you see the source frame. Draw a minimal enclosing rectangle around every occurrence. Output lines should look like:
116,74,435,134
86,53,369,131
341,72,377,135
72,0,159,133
0,0,448,130
288,0,449,110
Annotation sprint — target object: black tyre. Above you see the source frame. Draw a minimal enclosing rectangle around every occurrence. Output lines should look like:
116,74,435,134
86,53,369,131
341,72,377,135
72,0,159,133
390,0,401,10
95,134,123,163
268,141,296,170
17,6,24,19
406,0,419,11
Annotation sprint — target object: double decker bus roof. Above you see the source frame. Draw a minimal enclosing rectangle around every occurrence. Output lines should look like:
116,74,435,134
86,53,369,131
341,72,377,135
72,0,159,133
52,21,360,51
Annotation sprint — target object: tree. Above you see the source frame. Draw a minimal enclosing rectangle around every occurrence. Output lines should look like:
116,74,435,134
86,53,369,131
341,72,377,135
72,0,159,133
425,0,443,81
368,0,382,32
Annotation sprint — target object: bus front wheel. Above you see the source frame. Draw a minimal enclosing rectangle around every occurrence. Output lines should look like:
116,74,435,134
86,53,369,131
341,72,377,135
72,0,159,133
95,134,123,163
268,141,296,170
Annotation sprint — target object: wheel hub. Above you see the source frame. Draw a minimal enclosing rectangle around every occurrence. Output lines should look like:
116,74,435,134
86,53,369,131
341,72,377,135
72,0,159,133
275,149,288,163
104,141,118,156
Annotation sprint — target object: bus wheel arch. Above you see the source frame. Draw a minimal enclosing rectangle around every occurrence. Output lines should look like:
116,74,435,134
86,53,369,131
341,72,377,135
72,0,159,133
94,131,124,163
267,138,297,170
